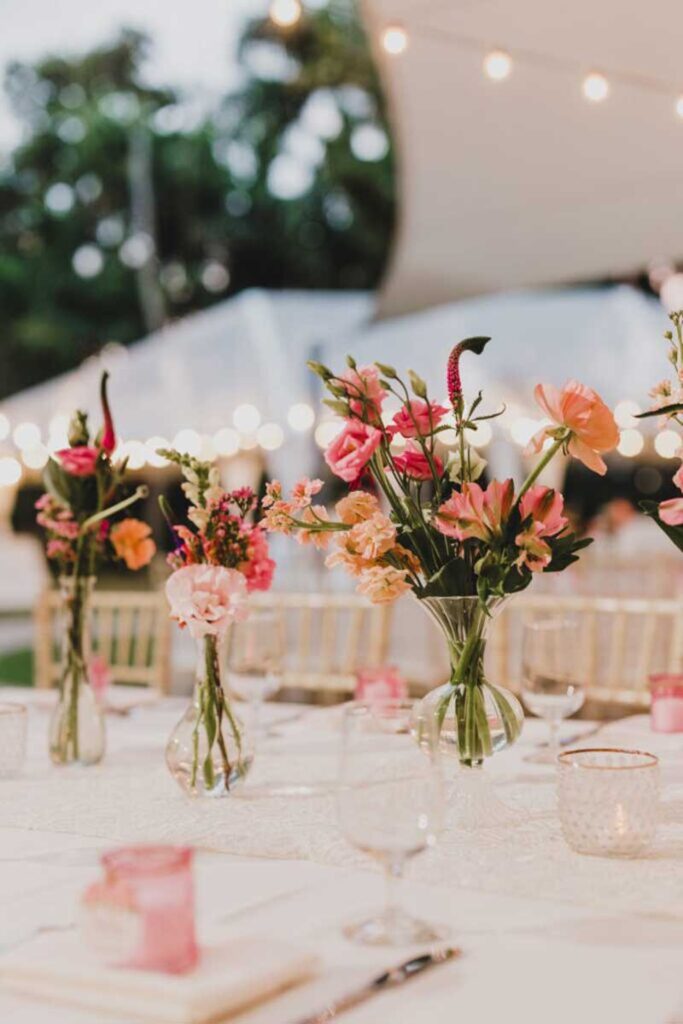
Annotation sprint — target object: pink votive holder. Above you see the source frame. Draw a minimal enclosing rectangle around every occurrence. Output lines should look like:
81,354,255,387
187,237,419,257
649,674,683,733
82,846,198,974
355,666,408,702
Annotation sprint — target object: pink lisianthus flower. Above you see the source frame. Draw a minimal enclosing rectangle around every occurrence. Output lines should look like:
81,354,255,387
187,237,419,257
393,442,443,480
324,421,382,483
338,364,387,422
356,565,411,604
165,564,248,639
55,445,100,477
659,462,683,526
526,380,619,475
434,479,515,542
389,399,449,439
518,485,568,538
290,477,324,509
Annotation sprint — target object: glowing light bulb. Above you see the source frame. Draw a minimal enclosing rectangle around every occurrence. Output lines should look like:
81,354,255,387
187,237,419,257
380,24,408,56
617,429,644,458
257,423,284,451
287,402,315,432
13,422,40,449
145,437,170,468
213,427,240,457
0,457,21,486
269,0,301,28
654,429,681,459
483,50,512,81
582,72,609,103
233,404,261,433
676,96,683,119
613,400,641,429
172,429,201,457
21,444,49,470
315,420,342,448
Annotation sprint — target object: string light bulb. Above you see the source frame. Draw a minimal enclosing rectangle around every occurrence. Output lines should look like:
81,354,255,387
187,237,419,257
380,24,408,56
676,96,683,119
483,50,512,82
582,72,609,103
269,0,301,28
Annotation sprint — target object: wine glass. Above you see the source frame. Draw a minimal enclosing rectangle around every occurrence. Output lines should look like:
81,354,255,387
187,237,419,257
337,699,445,946
521,617,585,764
225,610,283,739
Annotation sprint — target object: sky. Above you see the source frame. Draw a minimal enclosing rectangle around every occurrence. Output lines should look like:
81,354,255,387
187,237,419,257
0,0,264,148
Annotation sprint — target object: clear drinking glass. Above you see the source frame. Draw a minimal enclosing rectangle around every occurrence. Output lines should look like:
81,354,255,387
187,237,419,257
0,703,27,777
521,617,584,764
226,610,283,739
558,748,659,857
337,699,445,946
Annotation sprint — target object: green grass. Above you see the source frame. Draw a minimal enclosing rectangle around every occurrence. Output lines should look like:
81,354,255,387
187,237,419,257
0,648,33,687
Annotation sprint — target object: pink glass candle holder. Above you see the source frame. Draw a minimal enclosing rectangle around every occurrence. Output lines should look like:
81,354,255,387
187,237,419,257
82,846,198,974
355,666,407,702
649,674,683,733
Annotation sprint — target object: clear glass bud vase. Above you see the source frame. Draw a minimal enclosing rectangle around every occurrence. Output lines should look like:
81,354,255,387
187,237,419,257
166,634,253,798
418,596,524,828
49,576,106,767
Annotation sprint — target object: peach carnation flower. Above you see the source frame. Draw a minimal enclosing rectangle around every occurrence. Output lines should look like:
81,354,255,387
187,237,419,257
165,564,248,639
335,490,380,525
526,380,618,475
357,565,411,604
348,513,396,560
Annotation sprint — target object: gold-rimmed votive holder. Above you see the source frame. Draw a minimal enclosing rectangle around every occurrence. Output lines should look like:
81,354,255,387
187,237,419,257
558,748,659,857
0,702,27,777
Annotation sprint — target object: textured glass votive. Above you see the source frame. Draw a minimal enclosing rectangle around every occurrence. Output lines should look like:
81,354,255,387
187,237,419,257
649,674,683,733
82,846,198,973
558,748,659,857
0,702,27,777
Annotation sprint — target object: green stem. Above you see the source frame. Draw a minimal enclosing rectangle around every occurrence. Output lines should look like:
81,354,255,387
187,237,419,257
516,434,567,504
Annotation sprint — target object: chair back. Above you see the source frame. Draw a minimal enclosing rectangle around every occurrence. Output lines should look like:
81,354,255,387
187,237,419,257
488,594,683,707
34,588,171,692
243,591,392,694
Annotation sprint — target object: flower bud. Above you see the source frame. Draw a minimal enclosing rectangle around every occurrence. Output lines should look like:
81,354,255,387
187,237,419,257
408,370,427,399
67,410,89,447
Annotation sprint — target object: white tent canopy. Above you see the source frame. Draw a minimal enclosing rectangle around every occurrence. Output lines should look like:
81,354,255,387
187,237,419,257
362,0,683,316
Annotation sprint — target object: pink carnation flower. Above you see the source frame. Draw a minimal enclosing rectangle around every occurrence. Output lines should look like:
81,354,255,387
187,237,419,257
389,399,449,439
165,564,248,639
55,445,100,477
324,421,382,483
393,442,443,481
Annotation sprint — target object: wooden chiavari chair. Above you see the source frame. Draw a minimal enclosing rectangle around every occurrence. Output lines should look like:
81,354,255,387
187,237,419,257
34,588,171,693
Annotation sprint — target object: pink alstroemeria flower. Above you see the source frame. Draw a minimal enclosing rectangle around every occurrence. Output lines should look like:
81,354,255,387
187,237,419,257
324,421,382,483
55,446,100,477
389,399,449,439
526,380,619,475
660,462,683,526
393,442,443,480
435,479,515,542
518,485,568,538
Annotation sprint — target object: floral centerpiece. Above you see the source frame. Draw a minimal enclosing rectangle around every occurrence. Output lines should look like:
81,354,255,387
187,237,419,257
264,340,618,782
35,373,155,766
159,451,275,797
637,309,683,548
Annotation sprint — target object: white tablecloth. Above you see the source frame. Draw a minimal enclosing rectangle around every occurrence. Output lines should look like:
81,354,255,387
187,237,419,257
1,691,682,1024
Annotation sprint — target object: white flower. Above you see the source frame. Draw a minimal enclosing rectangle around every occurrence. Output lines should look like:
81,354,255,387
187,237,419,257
446,447,487,484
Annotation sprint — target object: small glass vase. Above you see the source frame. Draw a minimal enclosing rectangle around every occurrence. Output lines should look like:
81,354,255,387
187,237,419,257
418,595,524,828
166,633,253,798
49,575,106,767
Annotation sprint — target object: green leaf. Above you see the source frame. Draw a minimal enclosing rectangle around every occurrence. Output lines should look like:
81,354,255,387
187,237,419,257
43,458,72,505
635,403,683,419
640,500,683,552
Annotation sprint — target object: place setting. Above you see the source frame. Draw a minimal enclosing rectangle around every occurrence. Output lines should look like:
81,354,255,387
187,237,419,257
2,2,683,1021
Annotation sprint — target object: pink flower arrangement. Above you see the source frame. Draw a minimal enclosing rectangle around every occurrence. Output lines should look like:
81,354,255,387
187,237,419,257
165,564,248,639
389,399,449,439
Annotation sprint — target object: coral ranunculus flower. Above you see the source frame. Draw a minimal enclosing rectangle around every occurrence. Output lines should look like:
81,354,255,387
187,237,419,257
110,518,156,570
526,380,619,475
435,479,515,542
324,421,382,483
55,446,100,477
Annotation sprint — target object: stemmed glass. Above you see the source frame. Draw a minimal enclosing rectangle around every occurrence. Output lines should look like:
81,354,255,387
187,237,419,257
225,610,283,740
521,617,585,764
337,699,445,946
